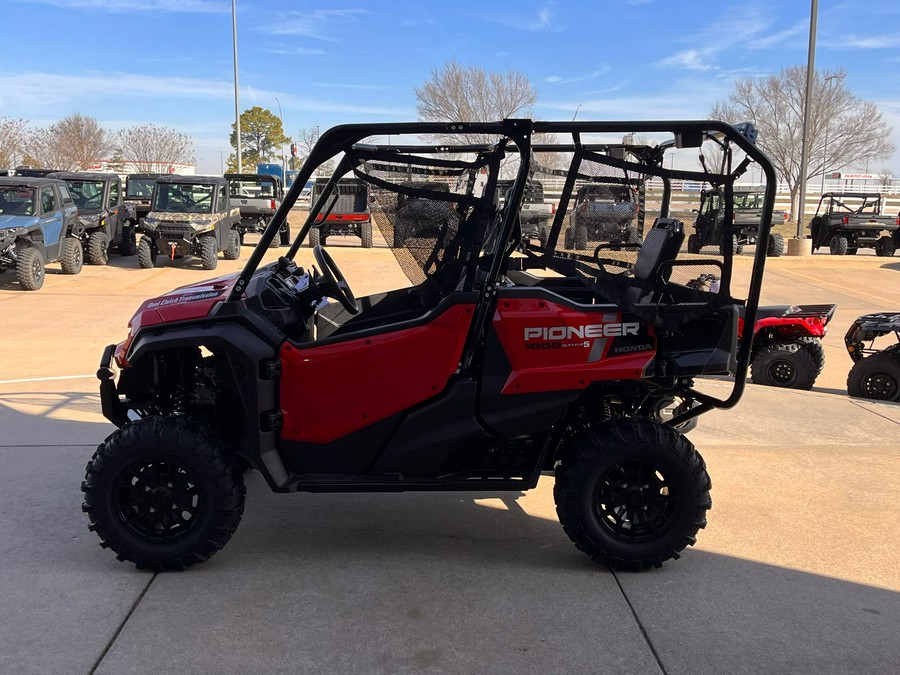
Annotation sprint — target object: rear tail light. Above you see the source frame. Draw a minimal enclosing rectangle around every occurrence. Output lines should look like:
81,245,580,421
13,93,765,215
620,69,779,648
843,216,849,225
551,203,556,214
896,217,899,225
783,212,789,220
270,199,276,210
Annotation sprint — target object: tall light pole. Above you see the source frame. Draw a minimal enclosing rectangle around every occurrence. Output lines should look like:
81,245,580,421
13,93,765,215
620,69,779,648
572,104,582,121
232,0,242,173
275,97,286,183
819,74,838,194
795,0,818,239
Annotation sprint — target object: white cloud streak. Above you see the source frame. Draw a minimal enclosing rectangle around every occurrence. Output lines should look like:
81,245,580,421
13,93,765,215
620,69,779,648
262,8,368,42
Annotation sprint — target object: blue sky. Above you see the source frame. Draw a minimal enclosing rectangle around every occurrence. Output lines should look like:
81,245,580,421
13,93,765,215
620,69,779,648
3,0,900,174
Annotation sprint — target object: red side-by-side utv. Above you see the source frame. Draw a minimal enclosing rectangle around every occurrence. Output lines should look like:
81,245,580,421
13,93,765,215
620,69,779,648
84,119,779,571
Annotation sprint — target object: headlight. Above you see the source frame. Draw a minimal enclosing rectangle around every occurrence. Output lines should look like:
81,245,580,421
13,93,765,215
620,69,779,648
80,214,101,225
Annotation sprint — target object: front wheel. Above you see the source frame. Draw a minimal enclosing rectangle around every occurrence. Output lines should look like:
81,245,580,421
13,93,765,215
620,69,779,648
16,247,45,290
687,233,701,254
750,340,818,389
60,237,83,275
81,416,246,571
554,419,711,571
847,352,900,401
199,236,218,270
87,231,110,265
829,235,849,256
137,237,158,269
767,232,785,257
223,229,241,260
120,224,137,256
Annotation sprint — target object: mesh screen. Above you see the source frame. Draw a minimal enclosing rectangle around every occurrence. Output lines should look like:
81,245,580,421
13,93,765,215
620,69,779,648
354,156,492,288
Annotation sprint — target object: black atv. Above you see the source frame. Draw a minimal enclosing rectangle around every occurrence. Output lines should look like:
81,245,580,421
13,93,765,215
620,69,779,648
845,312,900,401
85,118,777,572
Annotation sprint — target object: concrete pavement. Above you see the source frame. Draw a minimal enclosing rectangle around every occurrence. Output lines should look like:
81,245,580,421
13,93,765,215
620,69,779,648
0,237,898,673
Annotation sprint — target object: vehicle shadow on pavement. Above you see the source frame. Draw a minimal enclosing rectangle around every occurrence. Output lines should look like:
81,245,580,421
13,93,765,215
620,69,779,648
880,261,900,272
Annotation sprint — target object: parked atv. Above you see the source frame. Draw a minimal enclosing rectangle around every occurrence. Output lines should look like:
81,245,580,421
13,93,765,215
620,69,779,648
688,187,787,256
564,181,641,250
746,304,836,389
844,312,900,401
809,193,898,256
0,177,82,290
225,173,291,246
138,175,241,270
85,118,777,572
307,178,372,247
49,172,138,264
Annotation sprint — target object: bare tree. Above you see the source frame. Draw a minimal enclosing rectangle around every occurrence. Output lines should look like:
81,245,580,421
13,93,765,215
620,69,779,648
711,67,894,221
415,61,537,145
877,167,893,187
22,113,111,170
117,123,194,173
0,117,28,169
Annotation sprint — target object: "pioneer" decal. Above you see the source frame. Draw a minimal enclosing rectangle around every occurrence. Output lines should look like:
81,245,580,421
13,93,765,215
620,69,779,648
524,323,640,341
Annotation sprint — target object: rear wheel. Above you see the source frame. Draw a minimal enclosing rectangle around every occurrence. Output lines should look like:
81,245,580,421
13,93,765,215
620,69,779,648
564,227,574,250
81,416,246,571
767,232,785,257
223,229,241,260
16,247,45,290
574,223,588,250
554,419,711,570
361,221,373,248
309,226,321,248
120,224,137,256
199,236,218,270
847,352,900,401
60,237,83,275
750,340,818,390
87,231,110,265
537,224,550,248
829,235,848,255
137,237,158,269
875,235,895,257
796,336,826,378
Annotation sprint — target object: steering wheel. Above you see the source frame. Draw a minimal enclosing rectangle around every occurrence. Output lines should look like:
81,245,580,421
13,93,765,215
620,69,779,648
313,245,359,315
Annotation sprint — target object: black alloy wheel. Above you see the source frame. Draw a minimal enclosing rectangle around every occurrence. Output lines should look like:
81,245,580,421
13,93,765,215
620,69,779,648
115,458,201,542
594,459,681,542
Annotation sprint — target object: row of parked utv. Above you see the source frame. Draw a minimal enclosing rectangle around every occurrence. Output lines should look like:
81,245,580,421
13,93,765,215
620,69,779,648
0,169,294,291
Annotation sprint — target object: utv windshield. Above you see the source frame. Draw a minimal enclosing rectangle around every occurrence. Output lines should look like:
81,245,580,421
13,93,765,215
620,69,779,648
152,183,214,214
67,180,105,209
0,187,36,216
126,179,156,198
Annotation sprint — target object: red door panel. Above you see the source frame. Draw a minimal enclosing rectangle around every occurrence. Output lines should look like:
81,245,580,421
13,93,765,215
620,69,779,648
280,304,474,443
492,297,656,394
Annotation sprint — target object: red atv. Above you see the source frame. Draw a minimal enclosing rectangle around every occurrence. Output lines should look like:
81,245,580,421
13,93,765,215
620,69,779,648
84,120,777,571
745,304,836,390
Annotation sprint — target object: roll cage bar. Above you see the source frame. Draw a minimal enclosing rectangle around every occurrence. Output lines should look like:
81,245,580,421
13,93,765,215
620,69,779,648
229,119,778,427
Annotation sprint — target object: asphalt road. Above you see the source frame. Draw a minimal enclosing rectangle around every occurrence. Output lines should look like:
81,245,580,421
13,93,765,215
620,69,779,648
0,232,898,674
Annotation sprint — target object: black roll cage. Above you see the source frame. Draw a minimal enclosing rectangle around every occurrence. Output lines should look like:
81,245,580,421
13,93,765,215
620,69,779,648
229,119,778,426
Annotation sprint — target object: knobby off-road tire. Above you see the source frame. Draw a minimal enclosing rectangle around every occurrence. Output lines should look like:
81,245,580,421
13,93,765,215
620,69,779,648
750,340,818,390
537,224,550,249
554,418,711,571
875,235,896,257
308,226,321,248
847,352,900,401
767,232,785,257
574,224,588,251
60,237,83,275
829,235,849,256
87,231,110,265
81,416,246,571
223,229,241,260
16,247,45,290
361,221,373,248
199,236,218,270
796,336,826,378
563,227,574,250
120,224,137,256
137,237,157,269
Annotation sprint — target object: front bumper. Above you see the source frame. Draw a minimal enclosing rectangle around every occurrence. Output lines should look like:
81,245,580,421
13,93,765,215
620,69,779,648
98,343,129,427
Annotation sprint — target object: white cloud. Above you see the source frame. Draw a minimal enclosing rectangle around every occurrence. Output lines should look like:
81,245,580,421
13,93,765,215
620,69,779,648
13,0,226,12
261,8,368,42
748,20,808,50
543,68,610,85
0,71,410,116
659,49,715,72
493,5,563,32
837,35,900,49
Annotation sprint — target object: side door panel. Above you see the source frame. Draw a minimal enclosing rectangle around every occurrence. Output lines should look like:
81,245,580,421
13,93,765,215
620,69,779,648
40,187,64,259
279,303,474,444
